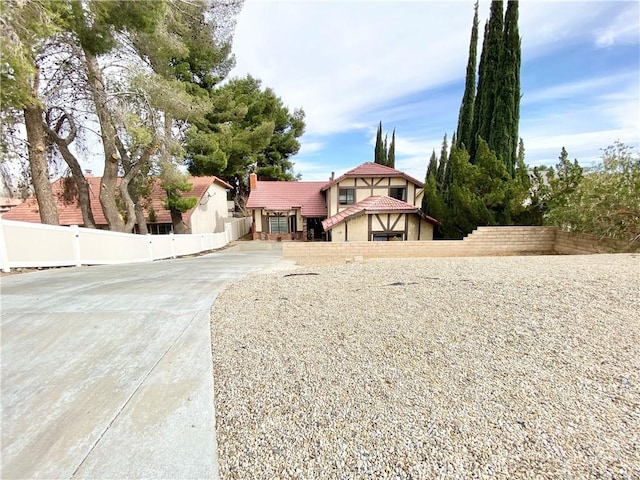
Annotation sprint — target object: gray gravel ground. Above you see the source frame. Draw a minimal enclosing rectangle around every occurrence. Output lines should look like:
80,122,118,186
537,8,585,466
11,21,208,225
211,254,640,479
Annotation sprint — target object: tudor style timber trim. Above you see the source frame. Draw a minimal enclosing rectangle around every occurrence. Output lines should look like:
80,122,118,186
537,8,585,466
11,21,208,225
368,212,408,240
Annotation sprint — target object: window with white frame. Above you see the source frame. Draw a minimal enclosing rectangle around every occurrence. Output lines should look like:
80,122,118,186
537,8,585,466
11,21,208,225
389,187,406,201
269,216,288,234
339,188,355,205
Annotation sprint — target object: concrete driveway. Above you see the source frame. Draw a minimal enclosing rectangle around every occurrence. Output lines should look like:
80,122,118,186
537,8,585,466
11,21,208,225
1,243,290,479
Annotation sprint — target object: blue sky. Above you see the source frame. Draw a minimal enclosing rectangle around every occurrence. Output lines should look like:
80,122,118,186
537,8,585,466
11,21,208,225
229,0,640,182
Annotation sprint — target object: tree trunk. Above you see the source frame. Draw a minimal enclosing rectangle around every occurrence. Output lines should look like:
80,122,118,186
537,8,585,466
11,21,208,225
118,162,143,233
117,137,151,234
23,103,59,225
44,111,96,228
131,184,149,234
170,209,190,234
83,49,126,232
55,142,97,228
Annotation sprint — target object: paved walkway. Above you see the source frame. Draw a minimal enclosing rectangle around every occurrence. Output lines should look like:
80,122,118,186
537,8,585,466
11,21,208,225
1,243,291,479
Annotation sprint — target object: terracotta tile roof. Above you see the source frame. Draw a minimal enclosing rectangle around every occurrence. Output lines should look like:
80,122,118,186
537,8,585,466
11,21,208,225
2,176,230,227
322,195,438,231
246,181,327,217
322,162,424,190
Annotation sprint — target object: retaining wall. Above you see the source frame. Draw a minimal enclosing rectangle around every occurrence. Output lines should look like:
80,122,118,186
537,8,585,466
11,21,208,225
553,230,623,255
282,226,626,265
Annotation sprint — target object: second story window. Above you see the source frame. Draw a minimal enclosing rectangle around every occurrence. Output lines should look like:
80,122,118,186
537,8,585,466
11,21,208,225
389,187,406,201
339,188,355,205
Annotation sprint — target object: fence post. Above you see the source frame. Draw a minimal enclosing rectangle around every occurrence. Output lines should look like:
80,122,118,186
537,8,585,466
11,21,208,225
0,219,10,273
70,225,82,267
169,232,176,258
147,234,154,261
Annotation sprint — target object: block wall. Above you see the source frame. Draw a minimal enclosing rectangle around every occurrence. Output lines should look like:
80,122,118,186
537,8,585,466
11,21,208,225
282,226,625,265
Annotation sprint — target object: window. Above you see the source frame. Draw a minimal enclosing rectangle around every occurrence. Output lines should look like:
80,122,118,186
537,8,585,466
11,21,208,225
373,233,403,241
339,188,355,205
148,224,173,235
389,187,406,201
269,216,288,234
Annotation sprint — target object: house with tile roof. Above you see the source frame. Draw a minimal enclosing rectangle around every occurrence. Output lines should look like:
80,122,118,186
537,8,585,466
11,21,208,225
246,162,438,242
2,175,232,234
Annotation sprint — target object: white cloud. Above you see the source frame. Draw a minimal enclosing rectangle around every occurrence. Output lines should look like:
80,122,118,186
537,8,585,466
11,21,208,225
594,4,640,47
231,1,628,137
297,141,324,156
521,72,638,106
291,158,331,180
229,0,639,179
231,1,472,136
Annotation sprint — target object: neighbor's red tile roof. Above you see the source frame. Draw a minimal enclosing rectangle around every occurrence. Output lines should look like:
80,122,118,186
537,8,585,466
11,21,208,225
246,181,327,217
2,176,231,226
322,162,424,190
322,195,437,231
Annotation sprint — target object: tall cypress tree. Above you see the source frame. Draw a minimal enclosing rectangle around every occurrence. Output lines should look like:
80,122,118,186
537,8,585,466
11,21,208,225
508,0,521,175
374,121,385,164
442,143,455,207
383,134,388,165
474,0,504,150
436,133,448,189
426,149,438,179
387,129,396,168
469,20,489,160
456,0,479,151
489,0,520,176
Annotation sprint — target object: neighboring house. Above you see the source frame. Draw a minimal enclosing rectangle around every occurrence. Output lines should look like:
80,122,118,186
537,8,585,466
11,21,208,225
2,175,232,234
246,174,327,240
246,162,438,242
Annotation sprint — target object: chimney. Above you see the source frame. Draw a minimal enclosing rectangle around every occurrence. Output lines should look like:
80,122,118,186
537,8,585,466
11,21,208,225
330,172,335,181
249,172,257,191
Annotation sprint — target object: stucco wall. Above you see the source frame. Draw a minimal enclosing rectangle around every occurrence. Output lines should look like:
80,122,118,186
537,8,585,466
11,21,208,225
407,217,433,241
190,184,229,234
346,215,369,241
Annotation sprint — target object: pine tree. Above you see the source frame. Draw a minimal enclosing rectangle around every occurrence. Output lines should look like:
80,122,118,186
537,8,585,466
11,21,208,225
489,0,520,175
387,129,396,168
456,0,479,151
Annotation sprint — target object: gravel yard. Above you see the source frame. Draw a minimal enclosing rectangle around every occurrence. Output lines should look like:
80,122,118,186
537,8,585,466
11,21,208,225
211,254,640,479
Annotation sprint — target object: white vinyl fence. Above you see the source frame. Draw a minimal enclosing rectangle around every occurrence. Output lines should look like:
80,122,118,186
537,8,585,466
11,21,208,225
0,217,252,273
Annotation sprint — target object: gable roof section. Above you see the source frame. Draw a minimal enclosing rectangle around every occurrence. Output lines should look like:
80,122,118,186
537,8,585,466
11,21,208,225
322,195,438,231
322,162,424,191
2,176,230,226
246,181,327,217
